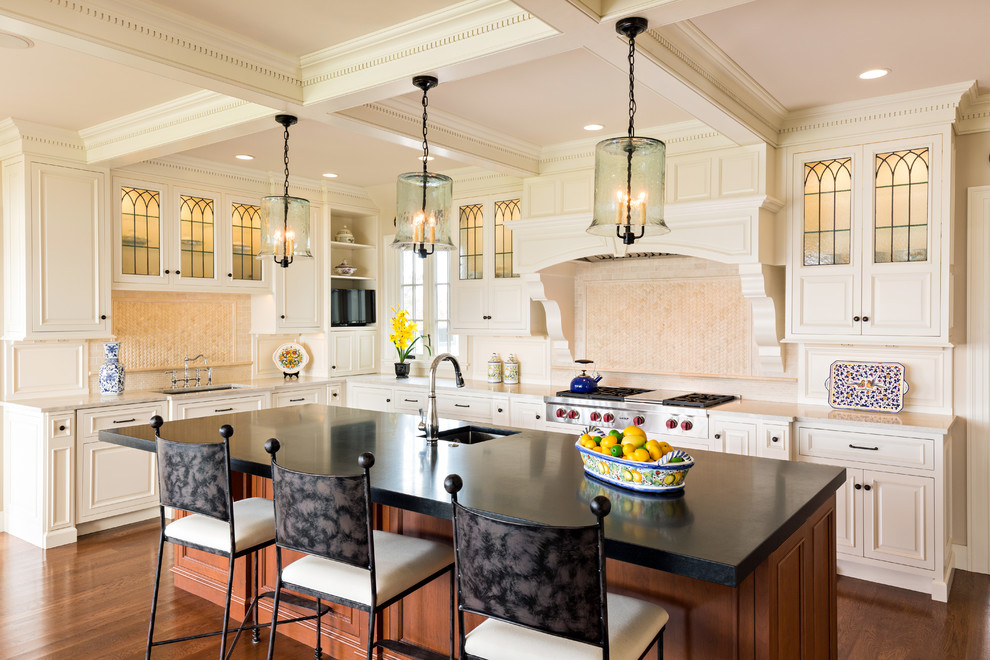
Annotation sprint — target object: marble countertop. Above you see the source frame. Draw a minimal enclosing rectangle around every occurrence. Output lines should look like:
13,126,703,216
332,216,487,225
101,404,846,587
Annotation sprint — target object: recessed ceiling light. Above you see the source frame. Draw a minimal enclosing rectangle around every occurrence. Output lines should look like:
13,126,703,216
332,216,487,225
859,68,890,80
234,154,254,160
322,172,338,178
418,155,435,162
584,124,604,131
0,32,33,49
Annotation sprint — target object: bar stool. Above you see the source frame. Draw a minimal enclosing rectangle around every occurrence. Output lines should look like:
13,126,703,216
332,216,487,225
264,439,455,660
146,416,277,660
444,473,669,660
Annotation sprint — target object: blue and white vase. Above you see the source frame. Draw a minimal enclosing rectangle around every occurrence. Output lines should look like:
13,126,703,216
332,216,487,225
98,342,125,395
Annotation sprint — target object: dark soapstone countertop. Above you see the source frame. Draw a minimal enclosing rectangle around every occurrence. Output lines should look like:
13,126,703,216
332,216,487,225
101,404,845,587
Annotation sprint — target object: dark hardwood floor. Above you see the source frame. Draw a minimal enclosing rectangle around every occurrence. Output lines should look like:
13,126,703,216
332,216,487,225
1,520,988,659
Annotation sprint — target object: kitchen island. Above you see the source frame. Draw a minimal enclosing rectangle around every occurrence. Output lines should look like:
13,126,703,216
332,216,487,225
103,404,845,659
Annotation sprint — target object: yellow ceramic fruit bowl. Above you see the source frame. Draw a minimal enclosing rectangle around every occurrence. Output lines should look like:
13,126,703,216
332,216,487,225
575,440,694,493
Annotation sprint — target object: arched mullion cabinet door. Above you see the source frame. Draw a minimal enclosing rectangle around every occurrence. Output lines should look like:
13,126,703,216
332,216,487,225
173,186,221,288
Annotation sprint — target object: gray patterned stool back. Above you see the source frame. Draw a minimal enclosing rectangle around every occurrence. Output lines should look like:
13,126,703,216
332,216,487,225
156,435,231,522
270,458,372,569
446,473,610,648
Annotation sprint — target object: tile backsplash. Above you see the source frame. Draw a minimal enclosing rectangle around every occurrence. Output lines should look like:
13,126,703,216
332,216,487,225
88,290,254,392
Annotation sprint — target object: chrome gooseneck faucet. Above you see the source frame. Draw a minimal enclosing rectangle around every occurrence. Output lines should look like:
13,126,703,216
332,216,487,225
425,353,465,442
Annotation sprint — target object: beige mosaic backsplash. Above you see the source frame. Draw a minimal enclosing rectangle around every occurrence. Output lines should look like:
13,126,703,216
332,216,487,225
578,256,753,378
88,290,253,390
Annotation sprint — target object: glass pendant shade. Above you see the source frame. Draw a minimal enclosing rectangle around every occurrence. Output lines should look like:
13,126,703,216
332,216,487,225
259,194,312,260
391,171,455,252
589,136,669,241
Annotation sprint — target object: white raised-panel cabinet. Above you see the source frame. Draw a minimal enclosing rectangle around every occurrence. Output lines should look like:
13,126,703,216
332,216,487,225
789,135,943,340
327,383,344,406
330,329,376,376
862,469,934,570
171,392,268,420
272,387,324,408
710,418,757,455
3,159,110,339
346,384,394,412
76,402,166,524
509,398,545,430
756,423,791,460
275,203,322,332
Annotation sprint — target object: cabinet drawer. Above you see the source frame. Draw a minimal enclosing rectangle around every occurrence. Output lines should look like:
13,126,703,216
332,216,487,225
758,423,791,461
327,384,344,407
78,403,167,441
393,390,428,414
797,426,933,470
173,394,267,420
438,393,492,423
273,388,323,408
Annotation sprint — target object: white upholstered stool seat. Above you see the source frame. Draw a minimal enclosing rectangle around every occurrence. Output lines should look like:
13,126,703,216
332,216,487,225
164,497,275,553
464,592,670,660
281,530,454,606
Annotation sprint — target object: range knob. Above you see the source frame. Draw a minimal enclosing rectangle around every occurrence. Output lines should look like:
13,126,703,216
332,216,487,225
555,408,566,418
680,420,693,431
632,415,645,426
589,411,601,422
602,412,615,423
665,419,678,430
567,410,580,420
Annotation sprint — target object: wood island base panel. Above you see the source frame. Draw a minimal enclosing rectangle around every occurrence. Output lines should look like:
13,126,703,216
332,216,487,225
101,404,845,659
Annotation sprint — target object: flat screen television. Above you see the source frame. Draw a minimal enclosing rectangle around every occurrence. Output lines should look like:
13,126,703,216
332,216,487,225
331,289,376,327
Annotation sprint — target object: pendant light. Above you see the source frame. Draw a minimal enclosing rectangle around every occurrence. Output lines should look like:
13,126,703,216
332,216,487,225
259,114,311,268
588,17,669,245
392,75,454,258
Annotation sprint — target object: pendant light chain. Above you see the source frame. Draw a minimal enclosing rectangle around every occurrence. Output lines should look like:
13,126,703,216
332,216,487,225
625,29,637,224
421,86,430,213
282,122,291,199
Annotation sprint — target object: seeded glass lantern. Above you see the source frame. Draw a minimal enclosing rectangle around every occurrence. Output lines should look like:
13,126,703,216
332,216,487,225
587,17,669,245
259,114,312,267
392,76,455,258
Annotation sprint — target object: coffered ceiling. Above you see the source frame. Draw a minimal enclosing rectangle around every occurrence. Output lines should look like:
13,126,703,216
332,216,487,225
0,0,986,189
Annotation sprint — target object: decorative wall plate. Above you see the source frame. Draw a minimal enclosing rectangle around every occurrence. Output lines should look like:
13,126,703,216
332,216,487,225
273,342,309,377
825,360,908,413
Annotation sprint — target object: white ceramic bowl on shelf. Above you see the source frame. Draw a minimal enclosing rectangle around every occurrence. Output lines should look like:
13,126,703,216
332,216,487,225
333,261,357,276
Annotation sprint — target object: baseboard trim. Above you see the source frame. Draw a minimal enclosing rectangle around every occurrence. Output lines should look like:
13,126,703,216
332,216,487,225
953,543,969,572
76,507,159,536
837,558,948,602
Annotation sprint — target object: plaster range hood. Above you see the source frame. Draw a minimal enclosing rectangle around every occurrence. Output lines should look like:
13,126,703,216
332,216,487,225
505,194,788,375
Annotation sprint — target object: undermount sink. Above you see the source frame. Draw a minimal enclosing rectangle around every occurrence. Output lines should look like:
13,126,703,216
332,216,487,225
421,425,519,445
154,384,244,395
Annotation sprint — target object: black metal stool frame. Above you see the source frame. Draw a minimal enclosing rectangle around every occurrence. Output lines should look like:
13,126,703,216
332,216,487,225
146,416,323,660
265,440,455,660
444,474,664,660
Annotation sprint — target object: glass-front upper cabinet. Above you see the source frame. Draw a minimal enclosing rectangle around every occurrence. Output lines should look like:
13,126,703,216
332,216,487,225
790,136,940,339
113,177,266,290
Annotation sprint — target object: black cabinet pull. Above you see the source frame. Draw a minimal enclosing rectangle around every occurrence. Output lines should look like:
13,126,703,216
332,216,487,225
386,398,391,403
164,269,170,274
849,444,879,451
227,273,233,278
863,484,872,491
862,316,870,322
280,314,285,319
853,316,861,322
497,407,503,413
175,270,180,275
58,425,66,431
112,418,136,424
714,433,721,439
404,398,418,403
331,365,336,370
100,314,107,320
455,403,470,408
289,398,304,402
535,414,541,420
854,483,862,490
214,407,234,412
771,436,779,443
332,392,338,398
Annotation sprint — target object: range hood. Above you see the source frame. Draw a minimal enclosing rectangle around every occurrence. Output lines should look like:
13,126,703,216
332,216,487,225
505,194,788,375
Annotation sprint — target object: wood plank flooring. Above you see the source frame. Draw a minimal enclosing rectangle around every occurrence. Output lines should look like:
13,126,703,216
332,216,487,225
1,520,989,659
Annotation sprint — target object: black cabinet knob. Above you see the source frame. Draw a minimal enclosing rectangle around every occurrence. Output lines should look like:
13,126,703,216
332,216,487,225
862,316,870,322
331,365,336,370
280,315,285,319
58,425,66,431
714,433,721,439
164,269,170,274
228,273,233,278
497,407,503,413
863,484,872,491
332,392,338,398
100,314,106,320
535,414,541,420
386,398,391,403
854,483,862,490
175,270,181,275
853,316,861,322
771,436,779,443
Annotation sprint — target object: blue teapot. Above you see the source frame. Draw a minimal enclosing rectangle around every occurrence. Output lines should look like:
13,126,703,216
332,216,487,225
570,359,602,393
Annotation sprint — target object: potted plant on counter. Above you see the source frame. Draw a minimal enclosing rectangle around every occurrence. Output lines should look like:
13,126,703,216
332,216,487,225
389,307,431,378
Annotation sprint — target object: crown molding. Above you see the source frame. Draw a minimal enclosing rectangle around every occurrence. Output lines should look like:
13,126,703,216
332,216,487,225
80,91,276,166
956,84,990,135
445,166,523,197
299,0,557,107
0,118,85,161
779,81,972,145
0,0,301,103
337,97,542,176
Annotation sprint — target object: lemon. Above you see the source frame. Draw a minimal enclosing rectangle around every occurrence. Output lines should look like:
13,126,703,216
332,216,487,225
632,447,651,462
623,425,646,438
607,429,623,441
621,435,647,449
579,433,592,445
656,441,673,457
579,437,596,449
600,436,618,449
621,443,636,457
645,440,663,461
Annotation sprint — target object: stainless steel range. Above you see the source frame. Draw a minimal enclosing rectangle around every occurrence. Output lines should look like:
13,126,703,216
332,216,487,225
544,388,736,444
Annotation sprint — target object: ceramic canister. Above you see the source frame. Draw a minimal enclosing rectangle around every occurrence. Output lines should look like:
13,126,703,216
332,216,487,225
503,354,519,384
98,341,125,395
487,353,503,383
